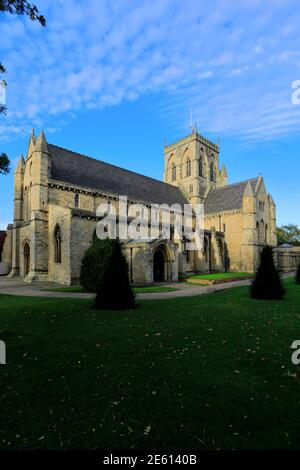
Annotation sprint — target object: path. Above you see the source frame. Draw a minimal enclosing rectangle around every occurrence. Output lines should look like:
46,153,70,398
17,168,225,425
0,276,255,300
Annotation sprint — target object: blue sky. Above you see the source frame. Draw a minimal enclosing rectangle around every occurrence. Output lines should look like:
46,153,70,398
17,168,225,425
0,0,300,229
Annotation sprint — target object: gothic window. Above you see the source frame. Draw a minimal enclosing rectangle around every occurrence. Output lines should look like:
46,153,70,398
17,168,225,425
171,163,176,181
186,159,191,177
210,162,215,182
265,224,268,244
75,193,79,208
54,225,62,263
260,220,264,243
199,155,203,177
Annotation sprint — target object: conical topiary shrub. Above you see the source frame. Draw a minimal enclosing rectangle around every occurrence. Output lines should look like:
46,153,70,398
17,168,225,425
80,237,112,292
251,245,285,300
296,263,300,285
94,239,135,310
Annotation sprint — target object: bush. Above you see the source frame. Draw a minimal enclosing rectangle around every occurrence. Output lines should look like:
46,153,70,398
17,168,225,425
296,263,300,285
251,245,285,300
94,239,135,310
80,237,112,292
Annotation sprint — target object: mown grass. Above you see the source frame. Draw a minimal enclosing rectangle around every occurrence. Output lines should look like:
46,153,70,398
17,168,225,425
0,278,300,450
133,286,178,293
183,272,253,281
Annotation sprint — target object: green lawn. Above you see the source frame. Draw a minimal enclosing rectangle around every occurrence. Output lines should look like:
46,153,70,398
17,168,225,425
0,278,300,450
184,272,253,281
44,286,178,294
133,286,178,293
43,286,85,293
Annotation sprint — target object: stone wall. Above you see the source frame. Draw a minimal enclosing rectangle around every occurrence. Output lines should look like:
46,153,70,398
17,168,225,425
276,246,300,272
18,223,31,278
123,240,178,284
70,216,98,284
48,204,71,285
205,211,243,271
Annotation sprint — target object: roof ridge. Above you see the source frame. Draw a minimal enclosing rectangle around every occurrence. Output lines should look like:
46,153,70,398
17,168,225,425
48,143,178,191
210,177,259,191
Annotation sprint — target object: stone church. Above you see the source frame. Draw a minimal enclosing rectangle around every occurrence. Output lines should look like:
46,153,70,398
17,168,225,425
1,129,277,285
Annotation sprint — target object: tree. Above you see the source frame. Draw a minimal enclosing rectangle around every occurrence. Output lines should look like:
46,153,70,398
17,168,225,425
251,245,285,300
80,237,112,293
0,153,10,175
0,0,45,25
296,263,300,285
94,239,135,310
277,224,300,246
0,0,46,174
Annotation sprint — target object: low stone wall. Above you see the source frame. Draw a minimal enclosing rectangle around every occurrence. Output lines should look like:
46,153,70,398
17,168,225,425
275,245,300,272
186,275,254,286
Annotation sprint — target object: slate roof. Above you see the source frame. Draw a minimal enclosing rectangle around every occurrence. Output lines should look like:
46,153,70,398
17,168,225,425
204,178,259,214
48,144,188,206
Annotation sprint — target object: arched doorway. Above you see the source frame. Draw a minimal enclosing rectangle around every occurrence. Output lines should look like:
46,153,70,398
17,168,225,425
153,249,165,282
24,243,30,276
153,243,173,282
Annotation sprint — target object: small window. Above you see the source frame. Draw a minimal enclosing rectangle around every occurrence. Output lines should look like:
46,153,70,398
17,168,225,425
75,193,79,208
54,225,62,263
171,163,176,181
223,223,226,232
186,249,191,263
186,159,191,177
189,185,193,193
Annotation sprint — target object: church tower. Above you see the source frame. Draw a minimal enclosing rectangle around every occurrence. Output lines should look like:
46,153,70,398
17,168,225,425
20,130,50,280
163,129,227,208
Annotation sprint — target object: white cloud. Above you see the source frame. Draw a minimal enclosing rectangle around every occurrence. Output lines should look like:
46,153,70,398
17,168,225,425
0,0,300,142
197,70,214,79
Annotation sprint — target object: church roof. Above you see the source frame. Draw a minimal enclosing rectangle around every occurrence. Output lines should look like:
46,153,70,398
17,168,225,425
204,178,259,214
48,144,188,207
